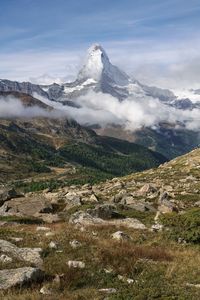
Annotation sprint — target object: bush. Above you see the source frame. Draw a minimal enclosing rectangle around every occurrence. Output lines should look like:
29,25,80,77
161,208,200,244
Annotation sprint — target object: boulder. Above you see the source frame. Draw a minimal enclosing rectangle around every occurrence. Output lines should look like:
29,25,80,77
0,254,12,263
88,194,98,203
69,211,146,229
158,200,177,214
87,204,120,220
69,240,82,249
67,260,85,269
34,213,61,223
99,288,117,294
158,191,170,203
0,239,43,266
138,184,157,196
194,200,200,207
0,195,53,217
0,187,22,206
0,267,44,290
48,241,58,250
40,286,53,295
112,190,127,203
64,193,82,210
111,231,130,241
36,226,51,232
112,218,146,230
69,211,104,226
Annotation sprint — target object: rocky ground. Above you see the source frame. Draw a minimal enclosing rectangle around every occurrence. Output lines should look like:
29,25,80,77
0,148,199,299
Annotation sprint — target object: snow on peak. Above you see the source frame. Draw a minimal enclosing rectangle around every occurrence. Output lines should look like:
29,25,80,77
77,44,130,86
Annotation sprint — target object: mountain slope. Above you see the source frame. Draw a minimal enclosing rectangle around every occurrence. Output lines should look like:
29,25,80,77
0,117,166,184
0,93,166,184
0,148,199,299
95,123,199,159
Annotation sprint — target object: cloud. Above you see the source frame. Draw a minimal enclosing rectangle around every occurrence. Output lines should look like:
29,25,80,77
0,96,68,119
1,90,200,134
0,96,50,118
35,91,200,132
0,50,82,83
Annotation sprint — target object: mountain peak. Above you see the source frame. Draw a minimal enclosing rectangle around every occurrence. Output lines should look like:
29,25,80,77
77,44,130,86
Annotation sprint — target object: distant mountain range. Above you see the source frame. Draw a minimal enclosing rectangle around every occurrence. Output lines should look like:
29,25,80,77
1,44,199,110
0,44,199,159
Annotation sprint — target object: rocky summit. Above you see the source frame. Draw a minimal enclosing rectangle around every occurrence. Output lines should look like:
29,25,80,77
0,148,199,299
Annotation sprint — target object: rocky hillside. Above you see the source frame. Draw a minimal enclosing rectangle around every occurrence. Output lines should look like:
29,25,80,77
0,149,199,299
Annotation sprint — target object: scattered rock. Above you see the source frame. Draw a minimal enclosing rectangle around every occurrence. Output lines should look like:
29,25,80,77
99,288,117,294
158,191,170,203
158,201,177,214
111,231,130,241
186,283,200,289
0,267,44,290
194,200,200,207
112,218,146,230
40,285,53,295
36,226,51,232
10,237,23,243
87,204,120,220
127,278,134,284
118,275,134,284
34,213,61,223
49,241,58,250
138,184,157,196
0,187,22,206
178,237,187,244
0,195,53,217
69,211,104,226
69,211,146,229
64,193,82,210
0,239,43,266
45,232,55,237
103,267,113,274
69,240,82,249
0,254,13,263
151,223,163,232
67,260,85,269
88,194,98,202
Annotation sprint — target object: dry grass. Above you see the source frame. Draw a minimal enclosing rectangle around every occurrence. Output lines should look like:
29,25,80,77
0,221,200,299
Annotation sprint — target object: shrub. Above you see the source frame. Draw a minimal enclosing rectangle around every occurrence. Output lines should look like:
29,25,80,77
161,208,200,244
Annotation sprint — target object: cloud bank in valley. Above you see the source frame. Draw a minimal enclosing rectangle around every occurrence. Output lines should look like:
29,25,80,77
0,92,200,132
35,91,200,132
0,96,66,119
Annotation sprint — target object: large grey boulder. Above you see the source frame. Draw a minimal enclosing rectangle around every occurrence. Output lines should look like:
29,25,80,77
69,211,146,229
0,187,21,206
112,218,146,229
0,195,53,217
0,239,43,266
86,204,120,219
0,267,44,290
64,192,82,211
69,211,104,226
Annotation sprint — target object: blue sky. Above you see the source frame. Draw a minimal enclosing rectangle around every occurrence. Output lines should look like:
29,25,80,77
1,0,200,88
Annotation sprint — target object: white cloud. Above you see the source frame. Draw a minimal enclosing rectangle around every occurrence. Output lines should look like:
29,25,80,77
1,90,200,134
35,91,200,132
